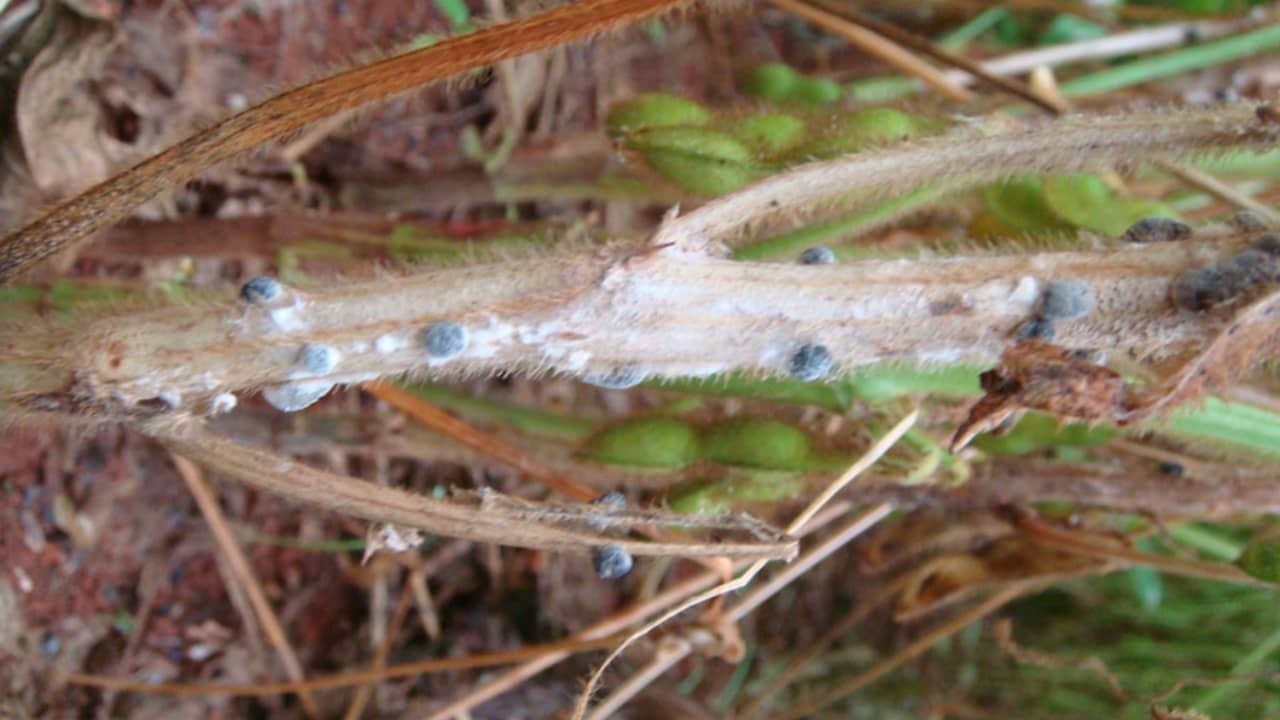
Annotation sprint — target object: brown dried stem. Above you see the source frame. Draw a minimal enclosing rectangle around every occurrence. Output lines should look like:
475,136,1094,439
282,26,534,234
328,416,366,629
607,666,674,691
155,422,795,560
169,453,322,718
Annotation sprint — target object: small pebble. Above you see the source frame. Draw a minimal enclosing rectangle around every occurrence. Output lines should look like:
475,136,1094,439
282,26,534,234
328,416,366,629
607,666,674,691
1121,216,1192,244
788,343,833,382
299,344,337,374
1014,318,1055,341
239,276,282,305
1158,461,1185,476
798,246,836,265
423,322,469,359
593,544,634,580
1038,281,1093,320
1228,210,1268,232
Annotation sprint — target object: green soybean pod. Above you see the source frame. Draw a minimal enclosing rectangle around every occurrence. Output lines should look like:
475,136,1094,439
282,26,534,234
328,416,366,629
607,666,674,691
1237,533,1280,582
741,62,801,102
666,479,734,516
725,113,808,156
628,126,758,196
605,93,712,137
581,416,701,470
701,417,814,470
788,76,842,107
785,108,921,161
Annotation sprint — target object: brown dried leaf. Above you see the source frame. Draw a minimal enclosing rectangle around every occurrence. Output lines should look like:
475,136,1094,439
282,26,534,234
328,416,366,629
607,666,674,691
950,340,1130,450
893,536,1100,620
14,7,118,197
1134,286,1280,420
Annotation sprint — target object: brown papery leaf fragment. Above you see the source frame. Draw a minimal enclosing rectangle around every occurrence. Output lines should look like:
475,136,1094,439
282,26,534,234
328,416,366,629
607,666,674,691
950,340,1131,451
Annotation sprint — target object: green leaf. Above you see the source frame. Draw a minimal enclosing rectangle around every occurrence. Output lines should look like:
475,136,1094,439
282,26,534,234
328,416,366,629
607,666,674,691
982,176,1075,236
1042,173,1178,238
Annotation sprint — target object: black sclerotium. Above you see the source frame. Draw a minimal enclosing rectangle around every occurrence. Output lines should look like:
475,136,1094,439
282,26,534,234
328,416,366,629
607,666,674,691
1252,233,1280,258
1037,281,1093,321
239,276,282,305
1014,317,1055,341
798,246,836,265
423,322,469,359
1228,210,1269,232
1167,248,1280,312
1120,216,1192,244
593,544,634,580
789,343,833,381
1171,265,1234,311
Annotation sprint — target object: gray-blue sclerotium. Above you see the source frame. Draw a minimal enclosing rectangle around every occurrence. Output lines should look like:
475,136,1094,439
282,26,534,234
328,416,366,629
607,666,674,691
299,344,338,374
798,246,836,265
423,322,469,359
593,544,634,580
239,276,283,305
587,490,627,531
789,343,833,381
1037,281,1093,320
582,366,644,389
1014,317,1055,341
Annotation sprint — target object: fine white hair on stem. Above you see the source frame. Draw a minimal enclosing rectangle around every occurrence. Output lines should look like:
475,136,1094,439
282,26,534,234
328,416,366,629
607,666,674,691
568,410,918,720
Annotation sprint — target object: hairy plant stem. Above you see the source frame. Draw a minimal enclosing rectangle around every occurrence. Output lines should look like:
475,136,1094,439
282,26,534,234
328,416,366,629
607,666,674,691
0,233,1264,417
4,105,1278,419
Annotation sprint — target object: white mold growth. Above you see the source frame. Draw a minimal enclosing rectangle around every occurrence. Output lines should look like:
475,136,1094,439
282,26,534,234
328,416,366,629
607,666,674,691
1009,276,1041,308
269,302,307,333
375,334,406,354
262,380,334,413
210,393,238,414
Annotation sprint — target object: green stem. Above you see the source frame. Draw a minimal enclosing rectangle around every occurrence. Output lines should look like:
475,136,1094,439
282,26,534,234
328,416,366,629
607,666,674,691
1059,23,1280,96
1194,621,1280,713
733,187,948,261
400,382,595,442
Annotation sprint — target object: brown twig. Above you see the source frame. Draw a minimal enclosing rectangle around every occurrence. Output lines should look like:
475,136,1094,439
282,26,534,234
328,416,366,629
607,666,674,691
1009,508,1267,587
364,381,598,501
57,632,628,696
768,0,973,103
767,581,1046,720
805,0,1065,113
157,423,794,559
342,576,416,720
169,452,322,719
